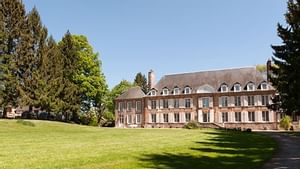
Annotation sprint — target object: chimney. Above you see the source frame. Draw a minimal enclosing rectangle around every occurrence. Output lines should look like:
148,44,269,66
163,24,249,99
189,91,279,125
267,59,272,82
148,69,155,89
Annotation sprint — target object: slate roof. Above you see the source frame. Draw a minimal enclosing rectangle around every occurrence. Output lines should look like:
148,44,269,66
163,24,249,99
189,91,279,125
153,67,271,95
116,86,145,100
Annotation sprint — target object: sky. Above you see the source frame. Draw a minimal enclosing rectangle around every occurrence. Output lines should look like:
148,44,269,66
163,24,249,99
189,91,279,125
23,0,287,89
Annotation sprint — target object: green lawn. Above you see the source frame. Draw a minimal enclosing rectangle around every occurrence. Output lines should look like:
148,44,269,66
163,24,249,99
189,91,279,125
0,120,276,169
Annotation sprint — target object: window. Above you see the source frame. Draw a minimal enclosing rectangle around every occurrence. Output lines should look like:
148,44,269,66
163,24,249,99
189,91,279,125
235,112,241,122
261,83,268,90
248,96,255,106
150,90,156,96
221,84,228,92
151,100,156,109
203,112,210,122
151,114,156,123
118,102,122,111
202,98,209,108
234,84,241,92
174,113,180,122
120,115,124,124
163,88,169,95
136,101,142,112
185,99,191,108
184,87,191,94
185,113,191,122
163,99,169,109
127,102,132,111
174,99,179,108
173,88,180,95
262,111,269,121
222,112,228,122
234,96,241,106
163,113,169,123
136,114,141,124
247,83,255,91
128,115,132,124
221,96,228,107
248,112,255,121
262,95,269,106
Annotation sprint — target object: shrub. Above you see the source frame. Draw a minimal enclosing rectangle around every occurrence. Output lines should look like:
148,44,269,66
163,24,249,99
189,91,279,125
280,115,292,130
184,121,199,129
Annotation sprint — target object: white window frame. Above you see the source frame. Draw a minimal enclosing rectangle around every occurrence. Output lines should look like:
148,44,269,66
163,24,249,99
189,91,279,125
151,114,156,123
221,96,228,107
261,82,268,90
136,101,142,112
235,112,241,122
163,113,169,123
221,84,228,92
262,111,269,121
247,83,255,91
127,102,132,111
202,98,209,108
203,112,210,122
185,99,191,108
184,87,191,94
185,113,191,122
173,88,180,95
222,112,228,122
248,111,255,122
162,88,169,96
136,114,141,124
150,90,156,96
234,84,241,92
174,113,180,123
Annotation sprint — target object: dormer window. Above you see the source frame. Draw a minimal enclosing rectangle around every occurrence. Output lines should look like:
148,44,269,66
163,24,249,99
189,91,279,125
234,84,241,92
184,87,191,94
150,90,156,96
247,83,255,91
261,82,268,90
162,88,169,96
173,87,180,95
221,84,228,92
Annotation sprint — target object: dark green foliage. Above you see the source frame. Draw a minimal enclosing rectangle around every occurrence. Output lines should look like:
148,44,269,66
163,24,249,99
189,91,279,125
0,0,109,125
271,0,300,115
0,0,27,107
134,72,148,94
58,32,81,122
183,120,200,129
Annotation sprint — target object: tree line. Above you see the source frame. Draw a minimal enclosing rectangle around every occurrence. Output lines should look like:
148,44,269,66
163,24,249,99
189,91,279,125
0,0,110,125
0,0,150,126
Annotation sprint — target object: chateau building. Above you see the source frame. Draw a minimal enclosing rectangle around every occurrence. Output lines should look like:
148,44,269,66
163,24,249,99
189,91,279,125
115,63,282,130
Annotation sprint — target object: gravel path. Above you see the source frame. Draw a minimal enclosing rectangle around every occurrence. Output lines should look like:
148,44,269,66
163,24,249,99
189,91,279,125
261,132,300,169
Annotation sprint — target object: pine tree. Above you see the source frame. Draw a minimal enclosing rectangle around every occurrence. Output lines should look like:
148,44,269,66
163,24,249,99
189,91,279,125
134,72,148,94
0,0,27,107
17,7,48,108
38,36,64,114
58,31,81,122
271,0,300,115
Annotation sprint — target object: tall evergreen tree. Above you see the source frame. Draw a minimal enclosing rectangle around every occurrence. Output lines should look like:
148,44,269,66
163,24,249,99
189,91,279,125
134,72,148,94
0,0,27,107
58,31,81,122
37,36,64,114
17,7,48,108
271,0,300,116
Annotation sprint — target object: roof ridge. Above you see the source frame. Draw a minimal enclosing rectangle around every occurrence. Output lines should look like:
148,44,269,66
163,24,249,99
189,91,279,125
165,66,256,77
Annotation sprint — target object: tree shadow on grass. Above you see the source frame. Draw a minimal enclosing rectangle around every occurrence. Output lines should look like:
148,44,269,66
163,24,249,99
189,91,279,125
139,130,276,169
